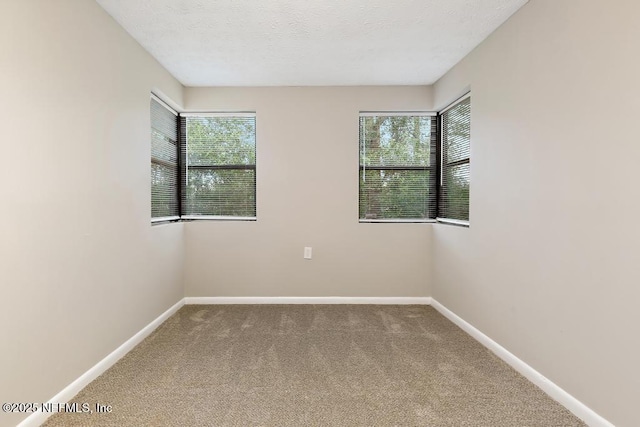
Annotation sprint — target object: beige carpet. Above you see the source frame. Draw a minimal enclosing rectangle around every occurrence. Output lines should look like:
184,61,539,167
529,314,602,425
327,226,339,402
43,305,584,426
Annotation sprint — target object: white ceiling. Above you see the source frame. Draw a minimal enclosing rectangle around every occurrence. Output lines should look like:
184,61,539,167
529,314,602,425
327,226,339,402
95,0,528,87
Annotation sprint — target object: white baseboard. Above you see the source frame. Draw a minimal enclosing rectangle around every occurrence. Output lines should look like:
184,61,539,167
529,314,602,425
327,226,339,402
430,299,613,427
184,296,433,305
17,299,185,427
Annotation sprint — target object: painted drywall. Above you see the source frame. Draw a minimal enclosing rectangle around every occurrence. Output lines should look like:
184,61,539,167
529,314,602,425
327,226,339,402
432,0,640,425
0,1,184,426
183,86,433,298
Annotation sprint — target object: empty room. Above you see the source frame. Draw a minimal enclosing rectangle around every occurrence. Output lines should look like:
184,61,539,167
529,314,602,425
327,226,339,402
1,0,638,426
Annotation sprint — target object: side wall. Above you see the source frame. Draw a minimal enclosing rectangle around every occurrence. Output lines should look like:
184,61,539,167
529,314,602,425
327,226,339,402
0,1,185,425
184,87,433,298
433,1,640,425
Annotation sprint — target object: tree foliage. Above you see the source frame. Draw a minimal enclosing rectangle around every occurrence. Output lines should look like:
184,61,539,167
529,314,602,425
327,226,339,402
151,101,179,218
151,161,178,217
441,98,470,221
183,116,256,217
152,105,470,221
359,116,432,219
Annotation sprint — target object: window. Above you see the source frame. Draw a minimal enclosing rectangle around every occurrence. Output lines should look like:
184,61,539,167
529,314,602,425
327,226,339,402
358,95,471,225
359,114,437,221
180,114,256,219
439,95,471,223
151,96,179,221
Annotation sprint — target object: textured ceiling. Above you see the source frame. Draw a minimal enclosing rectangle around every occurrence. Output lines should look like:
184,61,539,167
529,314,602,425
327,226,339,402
95,0,528,86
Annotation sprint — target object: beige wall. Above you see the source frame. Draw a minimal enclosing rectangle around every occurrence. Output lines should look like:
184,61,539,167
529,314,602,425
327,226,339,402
183,87,433,297
0,1,184,426
433,0,640,425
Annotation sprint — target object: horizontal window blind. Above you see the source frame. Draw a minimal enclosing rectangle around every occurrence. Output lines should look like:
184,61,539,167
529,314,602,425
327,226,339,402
151,97,179,219
180,115,256,217
439,95,471,221
359,115,437,220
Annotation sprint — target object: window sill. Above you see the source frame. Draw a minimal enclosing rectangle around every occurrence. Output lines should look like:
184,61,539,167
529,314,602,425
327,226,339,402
151,216,181,226
181,215,256,221
359,219,436,224
152,215,257,225
435,217,469,227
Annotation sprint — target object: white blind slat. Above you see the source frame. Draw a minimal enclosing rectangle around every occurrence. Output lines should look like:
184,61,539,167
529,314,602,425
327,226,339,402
359,115,436,220
439,96,471,222
151,97,179,220
181,116,257,217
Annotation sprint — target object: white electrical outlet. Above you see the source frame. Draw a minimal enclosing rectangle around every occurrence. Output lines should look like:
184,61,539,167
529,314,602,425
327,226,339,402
304,247,312,259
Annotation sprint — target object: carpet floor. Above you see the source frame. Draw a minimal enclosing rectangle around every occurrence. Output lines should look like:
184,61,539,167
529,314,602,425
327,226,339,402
43,305,585,426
